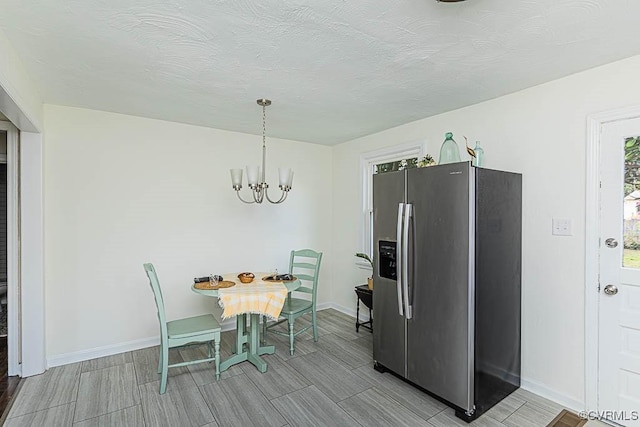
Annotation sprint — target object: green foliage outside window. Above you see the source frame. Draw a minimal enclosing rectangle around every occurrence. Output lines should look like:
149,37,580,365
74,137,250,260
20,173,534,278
625,136,640,196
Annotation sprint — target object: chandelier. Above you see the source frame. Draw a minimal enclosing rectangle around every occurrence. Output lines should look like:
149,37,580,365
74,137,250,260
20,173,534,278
230,99,293,204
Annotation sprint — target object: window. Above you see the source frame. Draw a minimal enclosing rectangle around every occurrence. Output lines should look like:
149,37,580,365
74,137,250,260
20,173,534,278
358,142,425,264
624,135,640,267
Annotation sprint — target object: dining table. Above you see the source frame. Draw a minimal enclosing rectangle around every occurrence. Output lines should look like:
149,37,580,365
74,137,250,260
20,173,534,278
191,272,300,373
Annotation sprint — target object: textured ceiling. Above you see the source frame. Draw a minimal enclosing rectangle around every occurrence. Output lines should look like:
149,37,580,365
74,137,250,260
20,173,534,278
0,0,639,144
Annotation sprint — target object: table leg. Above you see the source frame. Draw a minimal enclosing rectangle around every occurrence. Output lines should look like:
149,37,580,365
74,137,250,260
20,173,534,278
220,313,276,373
237,314,247,352
219,314,249,372
248,314,276,372
252,314,275,354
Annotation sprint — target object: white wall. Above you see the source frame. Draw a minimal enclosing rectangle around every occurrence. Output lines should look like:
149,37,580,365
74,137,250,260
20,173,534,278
332,53,640,409
0,27,42,131
43,105,332,361
20,131,46,376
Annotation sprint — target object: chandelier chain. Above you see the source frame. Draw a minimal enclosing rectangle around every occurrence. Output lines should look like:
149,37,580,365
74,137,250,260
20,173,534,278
262,104,267,148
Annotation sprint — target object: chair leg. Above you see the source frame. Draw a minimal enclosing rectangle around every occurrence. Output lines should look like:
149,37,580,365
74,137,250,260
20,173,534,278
288,318,295,356
157,346,163,374
312,309,318,342
214,337,221,381
159,344,169,394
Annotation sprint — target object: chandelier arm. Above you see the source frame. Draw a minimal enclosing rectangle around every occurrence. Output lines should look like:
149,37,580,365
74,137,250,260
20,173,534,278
253,187,265,204
236,190,256,204
264,188,279,204
265,187,288,204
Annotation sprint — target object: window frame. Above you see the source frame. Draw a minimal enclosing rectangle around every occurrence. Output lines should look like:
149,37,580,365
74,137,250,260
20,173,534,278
358,141,426,267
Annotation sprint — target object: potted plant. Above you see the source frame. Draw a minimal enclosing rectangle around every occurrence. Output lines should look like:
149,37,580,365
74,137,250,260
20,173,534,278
417,154,436,168
355,252,374,290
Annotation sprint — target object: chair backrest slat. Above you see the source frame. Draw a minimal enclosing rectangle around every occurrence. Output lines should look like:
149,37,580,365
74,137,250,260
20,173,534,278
289,249,322,306
294,273,315,282
291,262,317,270
143,263,168,344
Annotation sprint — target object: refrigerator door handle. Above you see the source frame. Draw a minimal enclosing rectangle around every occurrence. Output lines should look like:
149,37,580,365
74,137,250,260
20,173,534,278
403,203,413,319
396,203,405,317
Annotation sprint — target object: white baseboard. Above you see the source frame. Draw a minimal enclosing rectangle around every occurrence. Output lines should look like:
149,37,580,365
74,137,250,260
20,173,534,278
47,318,238,368
320,301,378,323
47,336,160,368
46,305,355,368
520,378,584,412
315,301,333,312
317,301,357,318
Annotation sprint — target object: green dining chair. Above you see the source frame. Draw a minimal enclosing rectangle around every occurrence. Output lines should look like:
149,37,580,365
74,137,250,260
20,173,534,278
143,263,221,394
262,249,323,355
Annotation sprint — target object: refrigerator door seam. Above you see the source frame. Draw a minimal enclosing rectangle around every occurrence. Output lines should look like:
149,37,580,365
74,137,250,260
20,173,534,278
466,165,476,414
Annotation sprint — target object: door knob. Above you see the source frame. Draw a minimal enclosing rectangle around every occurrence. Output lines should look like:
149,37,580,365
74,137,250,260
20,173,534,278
603,284,618,295
605,238,618,248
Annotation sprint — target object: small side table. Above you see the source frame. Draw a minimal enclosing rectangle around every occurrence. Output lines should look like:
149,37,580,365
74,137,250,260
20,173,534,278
354,284,373,333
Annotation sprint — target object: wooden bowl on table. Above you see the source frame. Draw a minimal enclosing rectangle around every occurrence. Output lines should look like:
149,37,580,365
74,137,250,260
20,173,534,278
237,272,255,283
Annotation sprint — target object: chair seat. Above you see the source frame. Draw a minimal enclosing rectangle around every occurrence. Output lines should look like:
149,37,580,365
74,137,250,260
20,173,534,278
167,314,221,340
280,298,313,315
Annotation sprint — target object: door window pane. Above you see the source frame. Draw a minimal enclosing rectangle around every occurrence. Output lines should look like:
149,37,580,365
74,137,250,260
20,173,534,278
624,136,640,267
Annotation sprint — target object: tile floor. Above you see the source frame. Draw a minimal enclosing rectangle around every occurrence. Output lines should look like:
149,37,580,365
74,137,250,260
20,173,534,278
2,309,609,426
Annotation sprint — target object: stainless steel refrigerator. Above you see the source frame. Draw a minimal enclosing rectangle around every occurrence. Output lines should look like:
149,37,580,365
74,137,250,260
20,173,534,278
372,161,521,422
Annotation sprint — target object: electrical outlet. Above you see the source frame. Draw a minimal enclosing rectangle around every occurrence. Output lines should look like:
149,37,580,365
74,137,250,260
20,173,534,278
552,218,572,236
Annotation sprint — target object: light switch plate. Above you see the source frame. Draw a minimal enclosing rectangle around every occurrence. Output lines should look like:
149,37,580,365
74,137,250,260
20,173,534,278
552,218,572,236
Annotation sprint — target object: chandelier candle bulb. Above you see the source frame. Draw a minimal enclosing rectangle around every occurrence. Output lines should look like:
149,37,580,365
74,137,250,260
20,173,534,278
230,169,243,189
246,166,260,186
278,168,292,187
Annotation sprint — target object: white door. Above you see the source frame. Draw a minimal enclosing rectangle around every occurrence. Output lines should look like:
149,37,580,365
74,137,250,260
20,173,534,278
599,117,640,426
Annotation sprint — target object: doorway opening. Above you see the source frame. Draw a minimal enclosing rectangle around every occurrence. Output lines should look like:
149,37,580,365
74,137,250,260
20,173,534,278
0,133,7,335
0,132,6,333
0,129,18,414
